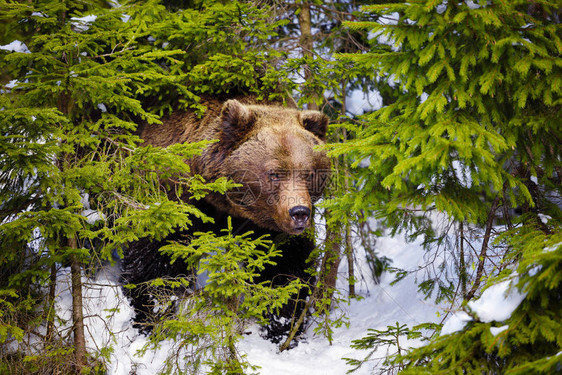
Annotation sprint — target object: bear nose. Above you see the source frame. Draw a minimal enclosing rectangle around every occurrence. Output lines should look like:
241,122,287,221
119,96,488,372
289,206,311,227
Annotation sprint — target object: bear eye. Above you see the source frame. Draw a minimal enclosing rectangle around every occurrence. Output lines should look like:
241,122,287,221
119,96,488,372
268,171,280,181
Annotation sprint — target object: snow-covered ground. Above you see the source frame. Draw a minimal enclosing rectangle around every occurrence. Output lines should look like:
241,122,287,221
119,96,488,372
46,225,445,375
240,233,443,375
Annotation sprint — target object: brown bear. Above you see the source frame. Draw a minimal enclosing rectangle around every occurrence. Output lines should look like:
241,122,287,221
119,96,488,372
122,97,330,343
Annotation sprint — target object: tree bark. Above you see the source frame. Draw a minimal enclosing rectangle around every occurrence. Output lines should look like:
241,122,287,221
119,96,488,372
69,236,87,373
341,84,355,296
297,2,319,110
458,221,467,298
345,223,355,297
322,212,343,303
45,263,57,341
465,197,499,301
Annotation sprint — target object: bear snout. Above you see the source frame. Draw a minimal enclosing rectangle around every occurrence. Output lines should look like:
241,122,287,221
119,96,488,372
270,186,312,234
289,205,310,231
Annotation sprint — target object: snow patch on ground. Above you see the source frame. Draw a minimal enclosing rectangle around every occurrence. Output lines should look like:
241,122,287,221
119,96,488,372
240,232,443,374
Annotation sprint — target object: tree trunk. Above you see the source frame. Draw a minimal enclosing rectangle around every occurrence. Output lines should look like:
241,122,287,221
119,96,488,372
340,85,355,296
345,223,355,297
322,211,343,303
465,197,499,301
69,236,87,373
297,2,319,110
458,221,467,298
45,263,57,341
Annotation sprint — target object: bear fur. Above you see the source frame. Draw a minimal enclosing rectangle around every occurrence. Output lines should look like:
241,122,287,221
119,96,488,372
122,97,330,343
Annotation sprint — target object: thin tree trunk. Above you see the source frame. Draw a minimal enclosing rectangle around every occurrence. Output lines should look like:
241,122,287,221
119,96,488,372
458,221,467,298
45,263,57,341
340,80,355,297
345,223,355,297
322,212,343,303
297,2,319,110
465,197,499,301
69,236,87,372
56,8,85,371
279,230,340,351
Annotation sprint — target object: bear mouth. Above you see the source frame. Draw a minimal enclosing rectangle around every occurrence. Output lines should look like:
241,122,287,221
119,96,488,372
288,225,307,235
257,215,310,236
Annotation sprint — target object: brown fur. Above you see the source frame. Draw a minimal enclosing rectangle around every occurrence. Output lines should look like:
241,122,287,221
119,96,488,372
138,98,330,235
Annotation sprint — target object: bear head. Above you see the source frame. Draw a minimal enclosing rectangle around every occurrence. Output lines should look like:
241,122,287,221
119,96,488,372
214,99,330,235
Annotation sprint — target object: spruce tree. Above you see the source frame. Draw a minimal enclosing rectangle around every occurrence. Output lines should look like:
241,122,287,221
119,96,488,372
0,0,291,373
331,0,562,373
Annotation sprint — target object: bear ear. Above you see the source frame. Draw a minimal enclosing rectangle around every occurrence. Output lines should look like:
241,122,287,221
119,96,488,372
301,111,329,142
220,99,254,146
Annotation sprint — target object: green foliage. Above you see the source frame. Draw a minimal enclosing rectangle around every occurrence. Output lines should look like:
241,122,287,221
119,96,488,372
332,0,561,226
332,0,562,373
396,230,562,374
144,218,302,374
0,0,300,372
344,322,437,374
138,1,293,103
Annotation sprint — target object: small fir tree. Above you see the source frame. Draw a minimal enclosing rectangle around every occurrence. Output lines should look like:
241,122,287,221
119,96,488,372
0,0,293,373
331,0,562,373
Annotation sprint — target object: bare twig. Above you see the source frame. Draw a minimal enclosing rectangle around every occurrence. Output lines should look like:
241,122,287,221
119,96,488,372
465,196,499,301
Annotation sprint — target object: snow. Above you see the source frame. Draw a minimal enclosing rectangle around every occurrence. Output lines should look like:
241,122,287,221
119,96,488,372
51,267,144,374
81,193,105,224
440,278,527,335
15,210,531,373
528,265,542,276
0,40,30,53
241,232,443,374
465,0,483,10
37,222,446,374
367,12,400,53
538,213,551,224
6,80,19,88
28,227,44,253
378,12,399,26
452,159,472,188
490,325,508,336
81,209,105,224
544,243,561,253
467,278,526,323
436,3,447,14
71,15,97,32
28,208,530,373
346,89,383,116
441,311,472,335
